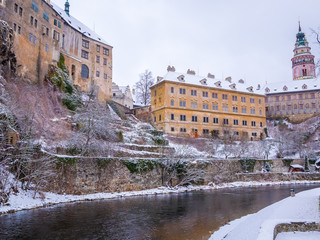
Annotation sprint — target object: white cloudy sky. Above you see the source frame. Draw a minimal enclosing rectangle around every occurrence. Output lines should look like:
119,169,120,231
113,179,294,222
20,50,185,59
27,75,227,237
52,0,320,88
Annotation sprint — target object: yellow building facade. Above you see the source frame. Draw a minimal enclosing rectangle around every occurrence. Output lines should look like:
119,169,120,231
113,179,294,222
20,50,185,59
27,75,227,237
151,67,266,140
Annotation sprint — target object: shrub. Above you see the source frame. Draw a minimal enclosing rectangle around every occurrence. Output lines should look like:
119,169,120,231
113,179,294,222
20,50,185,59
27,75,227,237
239,159,257,172
282,158,293,167
123,159,157,173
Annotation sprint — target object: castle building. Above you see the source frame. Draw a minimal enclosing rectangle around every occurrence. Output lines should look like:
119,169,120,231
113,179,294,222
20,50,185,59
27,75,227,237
265,22,320,122
112,83,134,109
0,0,113,102
151,67,266,140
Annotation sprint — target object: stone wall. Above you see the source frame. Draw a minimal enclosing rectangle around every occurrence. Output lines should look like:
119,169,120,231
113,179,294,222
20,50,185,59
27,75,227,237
274,222,320,240
46,157,320,195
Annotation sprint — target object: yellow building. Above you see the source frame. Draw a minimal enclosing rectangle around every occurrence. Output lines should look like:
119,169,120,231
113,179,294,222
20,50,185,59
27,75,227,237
151,67,266,140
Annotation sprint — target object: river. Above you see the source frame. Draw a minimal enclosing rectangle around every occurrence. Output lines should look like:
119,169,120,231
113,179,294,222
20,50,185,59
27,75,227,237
0,184,319,240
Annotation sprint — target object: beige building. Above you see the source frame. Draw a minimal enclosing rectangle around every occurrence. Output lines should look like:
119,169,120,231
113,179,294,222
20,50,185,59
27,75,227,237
112,83,134,109
151,67,266,140
0,0,113,102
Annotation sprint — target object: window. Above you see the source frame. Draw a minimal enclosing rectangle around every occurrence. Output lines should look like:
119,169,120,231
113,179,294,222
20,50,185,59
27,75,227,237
96,56,100,63
213,104,218,110
276,96,280,101
223,119,229,125
234,119,239,125
191,89,197,96
34,19,38,28
170,99,174,106
203,103,209,109
202,91,208,97
223,106,228,112
250,98,255,103
43,10,49,22
242,120,247,126
154,90,157,97
311,93,315,99
29,33,33,42
203,129,209,135
180,128,186,133
213,118,219,124
171,127,175,132
171,87,174,93
82,39,89,49
58,22,61,28
251,121,256,127
212,92,218,98
287,95,291,101
260,122,263,127
232,95,237,101
171,114,175,120
104,74,108,79
191,102,197,108
222,94,228,100
81,64,89,78
180,115,186,121
13,23,17,32
30,16,34,25
212,130,219,136
179,88,186,94
96,71,100,77
53,30,60,41
259,109,262,115
242,107,247,113
18,26,21,34
45,44,49,52
32,1,39,12
299,94,303,100
103,58,107,65
203,117,209,123
19,7,23,17
179,101,186,107
81,50,89,59
103,47,109,55
250,108,256,114
54,19,57,26
252,132,257,137
159,115,161,121
192,116,198,122
259,99,262,104
302,69,307,76
14,4,18,13
234,131,239,136
46,27,49,36
97,45,100,52
241,96,246,103
233,106,238,113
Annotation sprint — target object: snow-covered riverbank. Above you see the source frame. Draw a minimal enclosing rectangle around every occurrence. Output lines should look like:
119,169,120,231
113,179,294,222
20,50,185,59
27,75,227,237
1,180,320,215
209,186,320,240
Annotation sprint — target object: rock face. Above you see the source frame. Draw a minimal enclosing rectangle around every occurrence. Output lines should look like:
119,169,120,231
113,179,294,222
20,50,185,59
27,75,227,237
0,21,16,76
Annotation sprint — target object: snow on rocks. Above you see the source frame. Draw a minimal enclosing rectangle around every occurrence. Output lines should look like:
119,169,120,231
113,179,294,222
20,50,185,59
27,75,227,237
1,180,320,216
276,231,320,240
209,187,320,240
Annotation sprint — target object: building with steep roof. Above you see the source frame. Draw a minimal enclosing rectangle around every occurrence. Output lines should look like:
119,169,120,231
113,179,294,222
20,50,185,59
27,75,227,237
151,66,266,140
265,22,319,122
112,83,133,109
0,0,113,102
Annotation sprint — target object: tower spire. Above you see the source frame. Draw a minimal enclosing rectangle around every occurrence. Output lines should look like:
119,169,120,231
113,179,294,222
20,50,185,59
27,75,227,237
65,0,70,16
298,20,301,32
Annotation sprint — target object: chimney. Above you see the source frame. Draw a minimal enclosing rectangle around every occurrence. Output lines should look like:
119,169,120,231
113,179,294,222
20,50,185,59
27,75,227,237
187,69,196,75
167,65,176,72
225,76,232,82
257,84,261,90
207,73,215,79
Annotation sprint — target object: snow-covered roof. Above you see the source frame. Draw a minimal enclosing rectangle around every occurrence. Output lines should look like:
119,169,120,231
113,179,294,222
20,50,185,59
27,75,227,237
263,78,320,95
51,2,112,47
290,164,304,169
119,86,129,95
153,70,264,96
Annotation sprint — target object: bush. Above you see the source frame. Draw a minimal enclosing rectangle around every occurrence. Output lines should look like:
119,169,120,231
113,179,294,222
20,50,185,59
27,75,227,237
123,159,157,173
239,159,257,172
282,158,293,167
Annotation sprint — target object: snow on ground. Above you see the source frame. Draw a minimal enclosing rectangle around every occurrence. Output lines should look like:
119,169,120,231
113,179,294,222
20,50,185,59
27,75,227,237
276,231,320,240
210,187,320,240
1,180,320,216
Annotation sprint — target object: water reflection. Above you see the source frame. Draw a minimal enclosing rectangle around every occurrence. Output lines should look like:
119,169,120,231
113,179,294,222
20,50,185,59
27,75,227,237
0,184,319,240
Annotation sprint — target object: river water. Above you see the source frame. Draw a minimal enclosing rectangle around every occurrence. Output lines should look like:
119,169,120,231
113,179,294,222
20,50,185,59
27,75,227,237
0,184,319,240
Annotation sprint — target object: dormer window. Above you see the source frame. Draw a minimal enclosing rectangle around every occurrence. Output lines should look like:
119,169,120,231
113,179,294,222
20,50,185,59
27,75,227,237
200,78,207,85
214,81,222,87
229,83,236,90
283,86,288,91
177,75,185,82
225,77,232,82
157,76,163,83
302,84,307,89
238,79,244,84
247,86,253,92
265,87,270,93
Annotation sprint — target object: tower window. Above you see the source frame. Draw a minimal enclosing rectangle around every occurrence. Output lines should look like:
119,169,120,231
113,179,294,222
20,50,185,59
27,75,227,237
302,69,307,76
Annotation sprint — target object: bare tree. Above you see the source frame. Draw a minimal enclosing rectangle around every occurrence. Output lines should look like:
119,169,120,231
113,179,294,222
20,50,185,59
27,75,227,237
135,70,154,106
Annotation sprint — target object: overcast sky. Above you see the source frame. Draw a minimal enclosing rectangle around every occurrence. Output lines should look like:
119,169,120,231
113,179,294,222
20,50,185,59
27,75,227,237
53,0,320,88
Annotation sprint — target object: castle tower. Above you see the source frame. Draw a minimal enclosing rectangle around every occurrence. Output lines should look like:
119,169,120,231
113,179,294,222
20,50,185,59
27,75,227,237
291,22,316,80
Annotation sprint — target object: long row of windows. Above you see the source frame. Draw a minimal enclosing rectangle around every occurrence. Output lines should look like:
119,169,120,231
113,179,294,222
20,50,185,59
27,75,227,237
170,87,262,104
159,114,262,127
169,100,263,115
170,127,259,137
